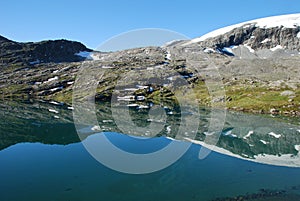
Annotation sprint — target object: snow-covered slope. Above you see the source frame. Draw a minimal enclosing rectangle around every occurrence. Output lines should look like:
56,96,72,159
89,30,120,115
192,13,300,43
180,13,300,59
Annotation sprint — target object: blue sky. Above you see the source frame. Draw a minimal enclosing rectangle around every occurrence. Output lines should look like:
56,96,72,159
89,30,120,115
1,0,299,49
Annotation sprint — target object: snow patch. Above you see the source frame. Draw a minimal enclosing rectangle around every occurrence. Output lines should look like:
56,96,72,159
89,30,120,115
75,51,91,58
270,45,283,51
44,76,58,84
261,38,271,44
165,51,171,60
50,86,63,92
297,31,300,38
102,66,115,69
75,51,100,60
203,48,215,53
244,44,255,53
222,47,234,55
191,23,248,42
254,14,300,28
295,145,300,152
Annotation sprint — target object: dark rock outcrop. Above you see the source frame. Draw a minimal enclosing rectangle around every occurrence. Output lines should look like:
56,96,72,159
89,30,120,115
0,35,92,66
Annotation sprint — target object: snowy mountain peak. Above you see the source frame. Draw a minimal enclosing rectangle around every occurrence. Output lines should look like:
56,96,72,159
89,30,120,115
181,13,300,59
192,13,300,43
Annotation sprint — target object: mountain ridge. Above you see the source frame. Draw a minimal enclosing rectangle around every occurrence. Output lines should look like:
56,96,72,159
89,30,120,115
0,13,300,116
192,13,300,42
181,13,300,58
0,35,92,66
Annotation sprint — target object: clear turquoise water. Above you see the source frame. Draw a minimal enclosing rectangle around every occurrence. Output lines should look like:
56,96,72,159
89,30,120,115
1,102,300,201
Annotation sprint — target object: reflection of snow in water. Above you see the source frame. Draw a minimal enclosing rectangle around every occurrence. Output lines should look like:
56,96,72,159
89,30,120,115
48,109,59,114
166,126,171,134
260,140,269,145
138,105,149,109
127,103,139,107
243,130,254,139
78,125,101,134
268,132,282,138
102,120,114,123
295,145,300,152
186,138,300,167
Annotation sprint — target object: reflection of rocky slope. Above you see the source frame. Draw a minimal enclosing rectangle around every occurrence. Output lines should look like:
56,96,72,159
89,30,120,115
0,102,78,150
1,14,300,116
199,110,300,166
1,101,300,167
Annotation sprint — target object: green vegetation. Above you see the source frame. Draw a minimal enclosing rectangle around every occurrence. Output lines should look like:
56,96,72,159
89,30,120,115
1,77,299,116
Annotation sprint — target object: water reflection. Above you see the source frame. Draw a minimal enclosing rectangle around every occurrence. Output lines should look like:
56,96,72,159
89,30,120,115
1,101,300,200
1,132,300,201
0,101,299,167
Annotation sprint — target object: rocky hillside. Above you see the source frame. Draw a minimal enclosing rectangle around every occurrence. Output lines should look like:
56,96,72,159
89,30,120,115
0,13,300,116
186,13,300,58
0,35,92,66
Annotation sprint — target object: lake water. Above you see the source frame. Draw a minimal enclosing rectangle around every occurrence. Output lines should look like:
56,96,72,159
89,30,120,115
1,101,300,201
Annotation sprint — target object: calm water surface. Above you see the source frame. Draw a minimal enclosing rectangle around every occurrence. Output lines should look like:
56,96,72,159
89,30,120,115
1,101,300,201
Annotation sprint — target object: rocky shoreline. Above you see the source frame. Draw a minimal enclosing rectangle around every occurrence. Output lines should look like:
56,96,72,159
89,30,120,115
211,187,300,201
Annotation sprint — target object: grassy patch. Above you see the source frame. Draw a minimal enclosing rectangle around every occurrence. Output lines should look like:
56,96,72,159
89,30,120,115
225,84,300,114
